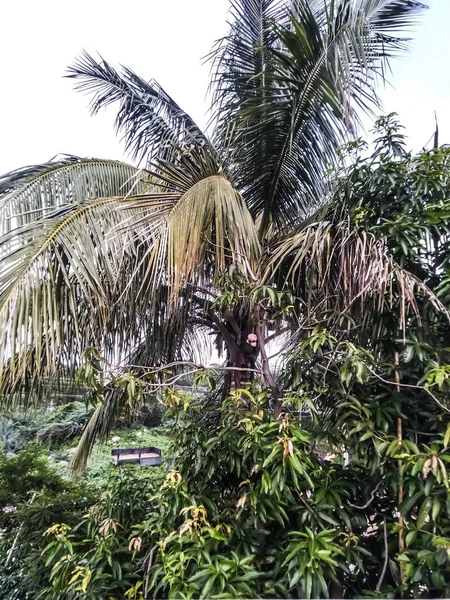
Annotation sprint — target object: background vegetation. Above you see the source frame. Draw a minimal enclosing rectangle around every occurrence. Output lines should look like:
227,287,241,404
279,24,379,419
2,1,449,598
1,124,450,598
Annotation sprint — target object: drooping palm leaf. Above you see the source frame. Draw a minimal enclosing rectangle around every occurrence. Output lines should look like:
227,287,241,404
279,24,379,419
67,52,215,166
0,159,147,394
0,150,260,402
115,143,261,312
69,389,123,475
0,199,138,397
264,218,447,338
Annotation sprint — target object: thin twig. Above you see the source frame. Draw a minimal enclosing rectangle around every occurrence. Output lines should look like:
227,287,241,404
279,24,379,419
348,479,384,510
104,359,261,377
5,492,36,567
264,326,291,345
144,544,158,598
368,367,450,413
395,351,405,585
375,517,389,592
255,305,282,417
140,367,262,389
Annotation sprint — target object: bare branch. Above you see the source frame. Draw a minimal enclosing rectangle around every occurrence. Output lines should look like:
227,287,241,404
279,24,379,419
376,517,389,592
368,368,450,414
348,479,384,510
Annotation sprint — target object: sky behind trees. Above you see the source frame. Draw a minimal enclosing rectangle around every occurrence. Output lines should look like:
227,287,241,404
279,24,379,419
0,0,449,174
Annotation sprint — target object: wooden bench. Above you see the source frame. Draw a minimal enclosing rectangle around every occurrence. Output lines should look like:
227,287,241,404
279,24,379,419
111,446,163,467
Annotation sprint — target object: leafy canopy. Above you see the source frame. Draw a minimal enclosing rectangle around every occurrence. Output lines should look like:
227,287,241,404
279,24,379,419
0,0,426,406
36,120,450,600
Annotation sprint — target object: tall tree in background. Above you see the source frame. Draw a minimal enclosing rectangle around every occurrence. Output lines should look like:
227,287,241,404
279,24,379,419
0,0,426,462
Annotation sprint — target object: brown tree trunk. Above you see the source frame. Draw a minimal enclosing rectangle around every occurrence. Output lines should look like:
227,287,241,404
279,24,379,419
255,306,282,418
214,306,281,417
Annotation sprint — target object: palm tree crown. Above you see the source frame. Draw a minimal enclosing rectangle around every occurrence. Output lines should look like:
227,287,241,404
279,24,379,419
0,0,425,428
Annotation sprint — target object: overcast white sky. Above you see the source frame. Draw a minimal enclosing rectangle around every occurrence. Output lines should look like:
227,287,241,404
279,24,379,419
1,0,449,175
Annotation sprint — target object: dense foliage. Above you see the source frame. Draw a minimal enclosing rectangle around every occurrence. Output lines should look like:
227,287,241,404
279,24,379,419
2,125,449,598
38,374,450,599
2,1,448,597
0,402,94,454
0,421,168,599
0,445,94,599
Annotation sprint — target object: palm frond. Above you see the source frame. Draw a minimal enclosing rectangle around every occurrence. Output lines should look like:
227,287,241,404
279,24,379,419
314,0,426,117
0,149,260,402
0,156,141,233
264,218,446,333
0,196,141,398
209,0,426,236
210,0,288,127
69,391,119,475
0,158,156,401
122,146,261,305
68,52,214,166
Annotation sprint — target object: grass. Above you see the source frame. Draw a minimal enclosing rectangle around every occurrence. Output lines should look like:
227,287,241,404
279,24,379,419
1,402,173,487
49,423,171,485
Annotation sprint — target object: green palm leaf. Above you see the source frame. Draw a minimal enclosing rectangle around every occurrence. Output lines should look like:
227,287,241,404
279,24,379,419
67,52,215,166
211,0,425,236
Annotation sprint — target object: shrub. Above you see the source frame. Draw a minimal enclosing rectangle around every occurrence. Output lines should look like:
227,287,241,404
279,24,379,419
0,444,94,600
39,387,450,598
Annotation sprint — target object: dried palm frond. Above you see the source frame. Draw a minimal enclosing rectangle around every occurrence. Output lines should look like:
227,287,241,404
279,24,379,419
264,219,447,334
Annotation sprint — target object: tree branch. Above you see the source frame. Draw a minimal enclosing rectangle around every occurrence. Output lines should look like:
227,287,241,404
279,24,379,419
255,305,282,417
368,367,450,413
348,479,384,510
375,517,389,593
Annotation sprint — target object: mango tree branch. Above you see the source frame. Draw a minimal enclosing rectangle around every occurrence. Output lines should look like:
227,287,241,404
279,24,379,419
376,518,389,592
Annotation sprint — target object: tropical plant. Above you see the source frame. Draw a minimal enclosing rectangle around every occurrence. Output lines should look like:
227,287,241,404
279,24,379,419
38,125,450,599
0,444,95,599
0,1,426,451
2,125,450,598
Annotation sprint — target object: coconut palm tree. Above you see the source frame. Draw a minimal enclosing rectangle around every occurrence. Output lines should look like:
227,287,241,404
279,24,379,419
0,0,426,464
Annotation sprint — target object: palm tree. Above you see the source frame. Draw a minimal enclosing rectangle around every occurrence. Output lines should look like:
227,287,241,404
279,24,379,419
0,0,426,466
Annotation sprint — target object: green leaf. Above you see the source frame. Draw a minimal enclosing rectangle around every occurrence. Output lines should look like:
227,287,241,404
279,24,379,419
431,570,446,589
417,497,433,529
389,559,401,586
234,571,260,583
400,492,423,516
444,422,450,448
432,497,441,521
